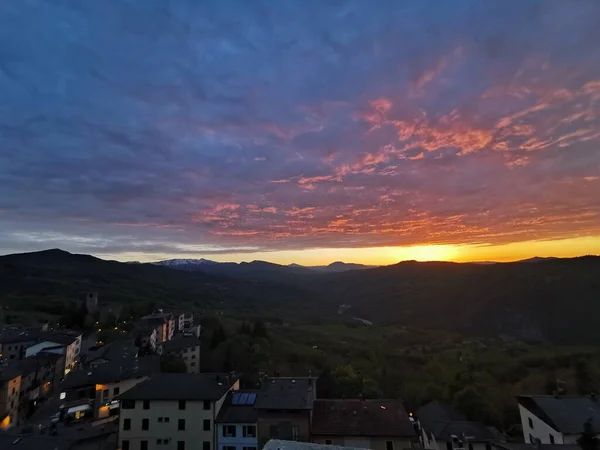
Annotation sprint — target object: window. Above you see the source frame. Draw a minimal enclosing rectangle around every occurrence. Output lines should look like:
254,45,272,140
12,387,16,394
243,447,257,450
386,441,394,450
142,418,149,430
179,400,186,410
143,400,150,410
203,419,210,431
224,447,236,450
203,441,211,450
325,441,332,446
292,425,299,441
122,440,130,450
203,400,211,410
223,425,236,437
165,417,170,423
446,443,452,450
157,439,163,445
141,441,148,450
122,400,135,409
114,387,120,396
178,442,186,450
550,435,555,444
529,435,534,443
485,444,492,450
102,389,109,399
529,417,534,429
158,417,163,423
123,419,131,430
178,419,186,430
191,354,196,359
243,425,256,438
468,443,474,450
191,362,196,367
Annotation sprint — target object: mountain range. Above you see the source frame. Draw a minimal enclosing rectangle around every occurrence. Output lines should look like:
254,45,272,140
152,258,376,274
2,249,600,345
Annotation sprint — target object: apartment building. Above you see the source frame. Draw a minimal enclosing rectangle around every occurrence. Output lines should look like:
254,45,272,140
159,337,201,374
216,390,259,450
16,352,64,421
0,331,40,361
118,373,239,450
60,355,158,420
517,395,600,445
254,377,317,447
25,331,82,375
312,399,418,450
139,314,176,344
0,367,21,429
417,401,496,450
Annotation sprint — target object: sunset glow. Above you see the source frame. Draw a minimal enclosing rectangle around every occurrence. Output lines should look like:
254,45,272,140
1,1,599,264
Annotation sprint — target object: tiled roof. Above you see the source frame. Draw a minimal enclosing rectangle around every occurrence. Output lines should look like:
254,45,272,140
312,399,416,437
216,390,259,423
62,355,159,389
417,401,496,442
518,395,600,434
162,336,200,353
117,373,236,401
255,377,316,410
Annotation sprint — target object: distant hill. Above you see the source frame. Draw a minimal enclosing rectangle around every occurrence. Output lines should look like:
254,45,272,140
3,249,600,345
307,261,378,273
153,258,316,278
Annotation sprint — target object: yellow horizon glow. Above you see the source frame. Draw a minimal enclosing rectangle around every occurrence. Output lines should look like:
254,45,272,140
103,235,600,266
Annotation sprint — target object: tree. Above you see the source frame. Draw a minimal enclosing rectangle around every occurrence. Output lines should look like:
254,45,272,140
160,354,187,373
578,420,599,450
453,386,491,422
210,323,227,349
252,319,268,339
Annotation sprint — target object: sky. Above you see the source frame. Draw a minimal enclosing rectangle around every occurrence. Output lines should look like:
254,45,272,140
1,0,600,265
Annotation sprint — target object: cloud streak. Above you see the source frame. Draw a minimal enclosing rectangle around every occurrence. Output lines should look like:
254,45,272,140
1,0,600,260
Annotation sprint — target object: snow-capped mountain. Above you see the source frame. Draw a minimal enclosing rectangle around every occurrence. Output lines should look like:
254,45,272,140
155,258,218,267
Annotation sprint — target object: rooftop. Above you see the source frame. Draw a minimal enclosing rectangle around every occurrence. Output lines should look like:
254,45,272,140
62,355,159,389
518,395,600,434
117,373,237,401
264,440,366,450
312,399,417,437
417,401,497,442
162,336,200,353
255,377,316,410
216,390,259,424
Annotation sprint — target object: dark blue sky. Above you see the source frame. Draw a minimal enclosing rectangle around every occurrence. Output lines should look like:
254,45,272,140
1,0,599,262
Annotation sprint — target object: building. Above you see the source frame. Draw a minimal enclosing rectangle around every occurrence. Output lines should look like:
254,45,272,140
135,326,159,353
159,337,201,374
264,440,367,450
254,377,317,447
60,354,159,421
117,373,240,450
311,399,418,450
176,313,194,332
25,331,83,375
216,390,259,450
517,395,600,444
139,314,176,344
417,401,497,450
0,330,42,361
15,353,64,422
493,443,581,450
0,366,21,429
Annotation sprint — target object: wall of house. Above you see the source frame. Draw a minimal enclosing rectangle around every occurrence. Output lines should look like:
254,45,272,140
178,345,200,374
312,436,414,450
2,340,35,361
96,377,148,419
518,404,565,444
217,423,258,450
256,410,311,448
0,376,21,429
119,396,228,450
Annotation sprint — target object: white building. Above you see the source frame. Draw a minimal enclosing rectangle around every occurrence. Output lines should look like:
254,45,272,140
517,395,600,444
25,331,82,375
118,373,239,450
417,401,497,450
159,337,200,374
216,391,259,450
